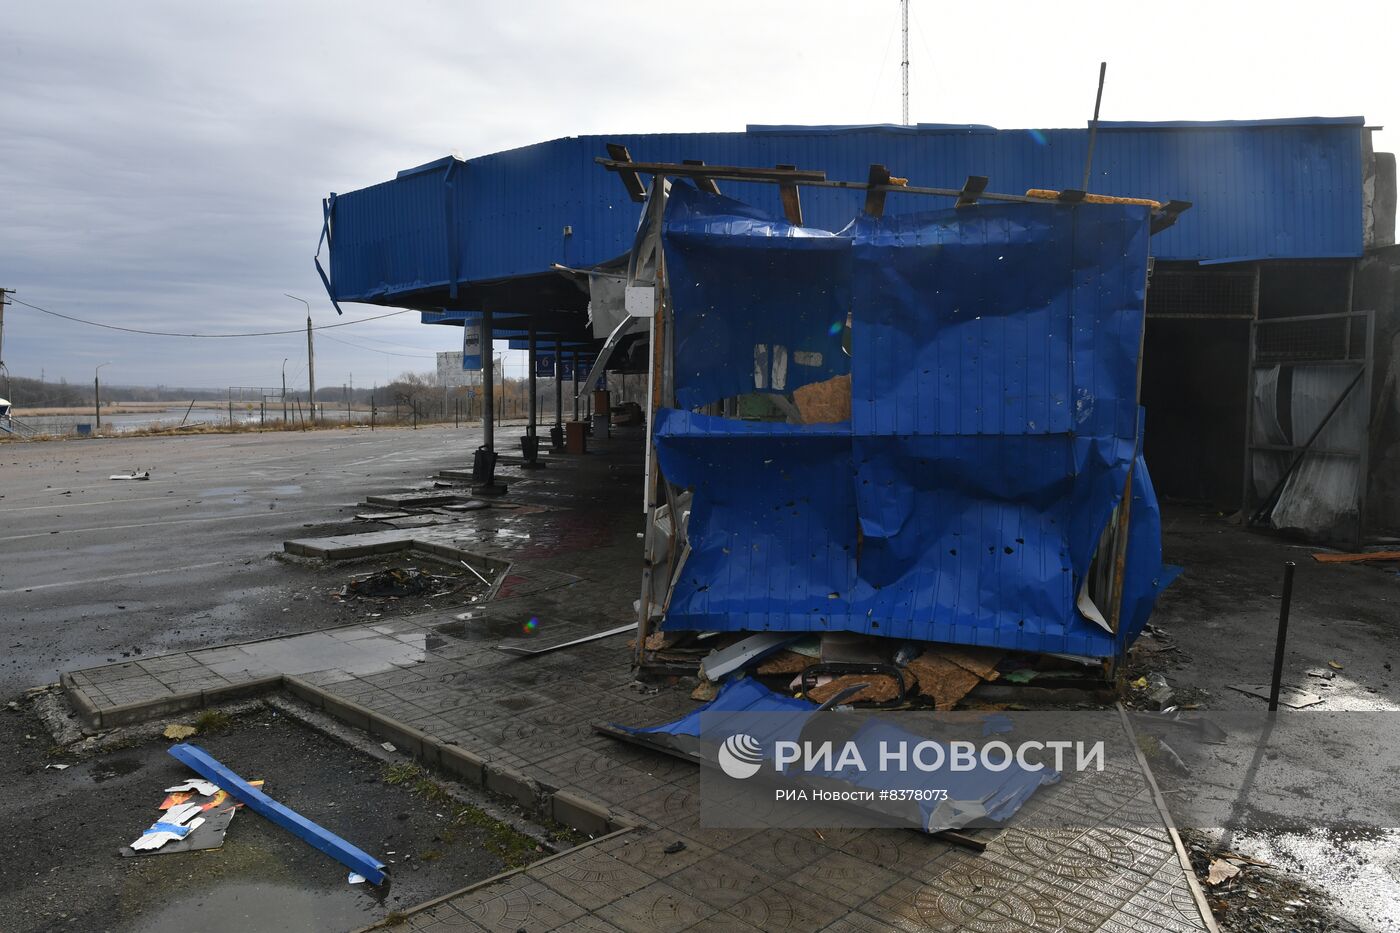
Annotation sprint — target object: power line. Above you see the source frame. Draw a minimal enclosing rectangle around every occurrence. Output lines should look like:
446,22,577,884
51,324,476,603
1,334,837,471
317,331,436,359
8,296,415,338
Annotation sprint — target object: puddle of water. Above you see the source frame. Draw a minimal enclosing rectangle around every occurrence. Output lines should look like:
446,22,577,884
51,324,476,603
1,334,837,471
134,881,376,933
92,756,143,783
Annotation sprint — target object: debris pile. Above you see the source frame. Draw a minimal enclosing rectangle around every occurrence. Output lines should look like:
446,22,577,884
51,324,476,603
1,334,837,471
121,778,261,856
1183,832,1361,933
341,567,450,599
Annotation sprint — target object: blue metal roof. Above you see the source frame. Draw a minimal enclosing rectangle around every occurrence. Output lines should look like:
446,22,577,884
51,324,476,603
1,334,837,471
322,117,1369,308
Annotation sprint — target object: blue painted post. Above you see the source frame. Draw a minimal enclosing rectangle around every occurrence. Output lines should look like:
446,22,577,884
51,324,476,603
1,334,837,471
168,743,387,884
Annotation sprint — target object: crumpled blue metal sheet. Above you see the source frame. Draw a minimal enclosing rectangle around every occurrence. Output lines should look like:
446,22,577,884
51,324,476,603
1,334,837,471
614,679,1057,832
654,194,1173,657
623,676,817,738
663,185,851,410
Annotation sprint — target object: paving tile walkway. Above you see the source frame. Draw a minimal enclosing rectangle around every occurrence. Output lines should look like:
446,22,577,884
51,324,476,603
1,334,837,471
61,431,1216,932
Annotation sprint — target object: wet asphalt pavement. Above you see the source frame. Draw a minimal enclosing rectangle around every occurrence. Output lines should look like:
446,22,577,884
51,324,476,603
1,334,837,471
0,424,504,694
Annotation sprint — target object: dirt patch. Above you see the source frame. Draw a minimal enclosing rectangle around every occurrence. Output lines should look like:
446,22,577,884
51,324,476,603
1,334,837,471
1180,829,1364,933
0,700,550,933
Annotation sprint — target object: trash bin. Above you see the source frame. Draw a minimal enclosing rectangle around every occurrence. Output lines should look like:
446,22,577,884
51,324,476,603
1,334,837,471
472,445,498,483
519,434,539,463
75,423,92,436
549,425,565,451
591,413,610,439
565,420,587,455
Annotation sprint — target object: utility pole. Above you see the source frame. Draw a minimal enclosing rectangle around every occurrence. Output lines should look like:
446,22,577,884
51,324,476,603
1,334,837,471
0,288,11,376
0,288,11,400
281,358,288,422
285,294,316,422
901,0,910,125
95,362,110,430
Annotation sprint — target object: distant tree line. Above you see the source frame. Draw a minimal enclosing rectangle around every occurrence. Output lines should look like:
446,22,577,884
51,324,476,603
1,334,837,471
2,369,558,412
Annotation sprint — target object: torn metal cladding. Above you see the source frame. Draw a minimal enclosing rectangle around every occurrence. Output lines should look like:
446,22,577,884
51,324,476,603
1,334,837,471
650,185,1176,657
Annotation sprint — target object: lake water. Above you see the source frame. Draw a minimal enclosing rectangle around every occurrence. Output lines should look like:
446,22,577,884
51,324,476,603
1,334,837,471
14,405,369,436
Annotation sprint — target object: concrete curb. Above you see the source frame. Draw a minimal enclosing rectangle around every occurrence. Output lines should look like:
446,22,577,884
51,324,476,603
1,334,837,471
60,670,632,841
350,826,637,932
282,675,633,837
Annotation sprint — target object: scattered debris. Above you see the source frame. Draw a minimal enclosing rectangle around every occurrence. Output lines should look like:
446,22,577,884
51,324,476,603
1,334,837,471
662,840,687,855
755,650,812,675
44,763,70,771
109,470,151,481
1226,683,1324,709
380,742,397,753
690,673,718,702
458,559,492,587
128,802,206,851
1311,550,1400,564
168,742,387,884
165,779,219,796
348,872,368,884
1207,858,1242,886
441,500,490,512
804,668,909,706
700,632,798,680
1327,660,1344,670
343,567,449,599
163,723,198,741
903,653,981,709
1145,672,1175,709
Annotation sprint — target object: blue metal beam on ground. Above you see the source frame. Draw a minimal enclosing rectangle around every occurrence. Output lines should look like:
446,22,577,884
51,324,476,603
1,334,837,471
168,743,387,885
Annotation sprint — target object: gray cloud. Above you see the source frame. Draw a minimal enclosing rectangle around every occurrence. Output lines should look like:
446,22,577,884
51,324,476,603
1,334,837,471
2,0,1393,390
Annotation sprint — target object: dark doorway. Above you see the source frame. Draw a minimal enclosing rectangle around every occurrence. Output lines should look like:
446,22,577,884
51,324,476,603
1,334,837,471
1141,318,1251,509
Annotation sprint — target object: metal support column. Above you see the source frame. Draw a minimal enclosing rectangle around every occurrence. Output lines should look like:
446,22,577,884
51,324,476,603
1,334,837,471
571,350,580,422
481,309,494,451
527,329,538,438
550,338,565,450
472,309,506,495
521,327,544,469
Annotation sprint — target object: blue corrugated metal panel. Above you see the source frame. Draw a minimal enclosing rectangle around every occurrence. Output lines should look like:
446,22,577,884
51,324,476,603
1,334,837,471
325,119,1367,305
652,195,1171,656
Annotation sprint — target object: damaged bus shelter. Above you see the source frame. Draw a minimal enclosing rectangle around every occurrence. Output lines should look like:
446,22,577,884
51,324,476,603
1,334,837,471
589,155,1193,692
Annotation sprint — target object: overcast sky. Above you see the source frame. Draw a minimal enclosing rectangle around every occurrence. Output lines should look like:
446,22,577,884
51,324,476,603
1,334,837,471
1,0,1395,392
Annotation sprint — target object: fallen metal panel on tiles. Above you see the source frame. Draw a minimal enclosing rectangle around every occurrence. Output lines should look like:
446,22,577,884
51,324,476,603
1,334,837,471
494,623,634,657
